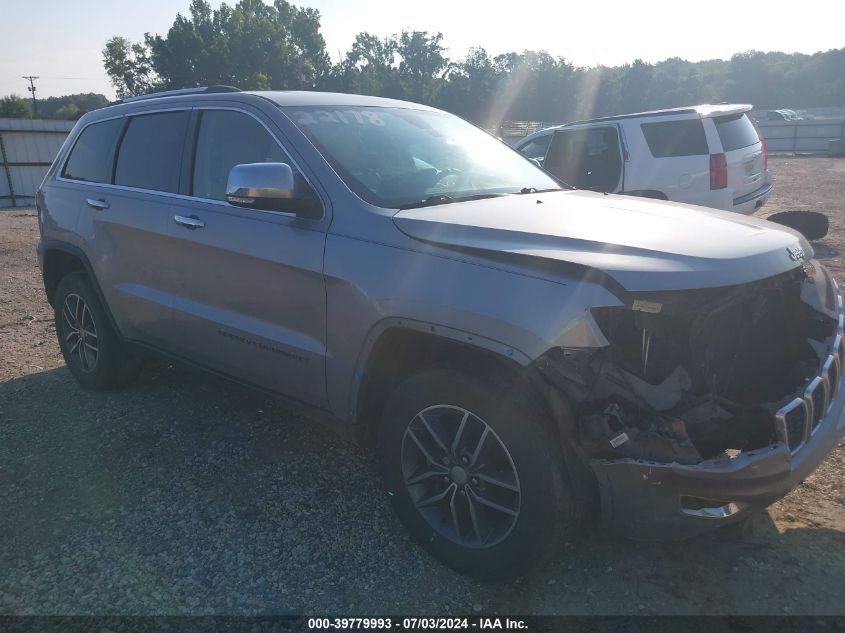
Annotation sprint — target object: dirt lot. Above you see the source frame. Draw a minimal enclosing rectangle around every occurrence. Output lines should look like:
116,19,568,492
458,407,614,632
1,157,844,616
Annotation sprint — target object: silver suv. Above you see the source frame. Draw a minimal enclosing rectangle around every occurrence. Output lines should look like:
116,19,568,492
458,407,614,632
37,88,845,579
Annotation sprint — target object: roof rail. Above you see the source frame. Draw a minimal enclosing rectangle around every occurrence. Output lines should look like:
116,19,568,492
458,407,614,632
115,85,240,105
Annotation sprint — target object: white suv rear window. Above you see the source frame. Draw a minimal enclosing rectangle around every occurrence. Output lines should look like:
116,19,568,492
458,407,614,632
714,114,760,152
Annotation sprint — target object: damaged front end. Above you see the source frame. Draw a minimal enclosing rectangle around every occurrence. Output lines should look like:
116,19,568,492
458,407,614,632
536,261,845,538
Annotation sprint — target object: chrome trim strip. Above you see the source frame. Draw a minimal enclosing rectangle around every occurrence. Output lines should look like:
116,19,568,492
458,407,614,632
680,500,744,519
173,215,206,229
774,397,808,451
85,197,109,210
822,355,838,402
802,376,825,439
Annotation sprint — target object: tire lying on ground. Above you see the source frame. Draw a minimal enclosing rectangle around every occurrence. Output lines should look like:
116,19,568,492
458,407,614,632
766,211,829,242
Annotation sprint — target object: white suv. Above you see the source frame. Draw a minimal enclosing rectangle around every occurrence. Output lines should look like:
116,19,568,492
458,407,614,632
515,104,772,214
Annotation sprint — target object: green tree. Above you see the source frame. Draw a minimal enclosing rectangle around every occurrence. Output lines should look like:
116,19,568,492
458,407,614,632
102,11,845,125
395,30,447,103
53,104,84,120
103,36,159,98
0,95,33,118
333,32,401,97
618,59,654,113
439,47,500,124
131,0,329,91
38,93,110,118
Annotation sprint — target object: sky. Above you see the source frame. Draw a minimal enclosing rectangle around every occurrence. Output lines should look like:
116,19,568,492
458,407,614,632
1,0,843,100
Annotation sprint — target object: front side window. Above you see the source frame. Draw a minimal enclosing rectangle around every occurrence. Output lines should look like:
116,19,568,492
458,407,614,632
192,110,292,201
640,119,708,158
114,111,189,193
62,118,123,183
518,135,552,165
284,106,560,209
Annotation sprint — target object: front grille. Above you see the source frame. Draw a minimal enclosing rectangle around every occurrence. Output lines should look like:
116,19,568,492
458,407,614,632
810,381,826,430
803,375,827,432
823,355,840,401
783,405,806,451
778,348,841,453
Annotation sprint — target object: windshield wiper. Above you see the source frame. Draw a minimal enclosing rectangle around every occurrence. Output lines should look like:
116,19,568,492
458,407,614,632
398,193,507,210
517,187,568,194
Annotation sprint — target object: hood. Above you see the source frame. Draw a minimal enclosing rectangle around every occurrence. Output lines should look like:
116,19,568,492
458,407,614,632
392,190,809,292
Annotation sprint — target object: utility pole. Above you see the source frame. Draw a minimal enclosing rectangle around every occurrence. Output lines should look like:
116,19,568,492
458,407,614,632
22,76,39,117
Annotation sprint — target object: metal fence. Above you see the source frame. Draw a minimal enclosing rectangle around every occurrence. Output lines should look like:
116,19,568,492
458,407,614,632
754,119,845,154
0,117,74,208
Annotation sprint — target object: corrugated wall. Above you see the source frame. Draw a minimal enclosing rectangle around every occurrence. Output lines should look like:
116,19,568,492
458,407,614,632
757,119,845,154
0,117,75,208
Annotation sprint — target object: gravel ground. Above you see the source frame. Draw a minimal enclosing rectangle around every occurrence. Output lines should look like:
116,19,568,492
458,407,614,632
1,157,845,616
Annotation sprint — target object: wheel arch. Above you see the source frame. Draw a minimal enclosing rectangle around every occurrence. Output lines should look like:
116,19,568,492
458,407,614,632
352,321,583,453
353,324,530,445
42,244,87,306
40,240,122,337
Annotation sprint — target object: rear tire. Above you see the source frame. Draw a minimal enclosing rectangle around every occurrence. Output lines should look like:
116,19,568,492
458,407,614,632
54,272,140,390
377,367,580,579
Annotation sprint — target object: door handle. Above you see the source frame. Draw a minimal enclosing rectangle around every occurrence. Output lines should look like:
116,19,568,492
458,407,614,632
86,198,109,210
173,214,206,229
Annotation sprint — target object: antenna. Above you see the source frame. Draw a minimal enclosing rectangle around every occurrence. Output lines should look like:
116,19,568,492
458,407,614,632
22,75,39,116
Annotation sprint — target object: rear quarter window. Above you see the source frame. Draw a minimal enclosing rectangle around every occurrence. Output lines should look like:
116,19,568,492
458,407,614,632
114,111,189,193
62,118,123,183
640,119,708,158
714,114,760,152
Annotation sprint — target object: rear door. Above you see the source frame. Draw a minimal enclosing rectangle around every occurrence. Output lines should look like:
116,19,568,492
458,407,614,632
66,109,190,347
630,116,710,204
709,113,765,203
160,106,330,407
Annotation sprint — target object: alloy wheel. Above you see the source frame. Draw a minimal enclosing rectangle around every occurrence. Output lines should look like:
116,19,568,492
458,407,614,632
400,405,521,548
61,293,99,372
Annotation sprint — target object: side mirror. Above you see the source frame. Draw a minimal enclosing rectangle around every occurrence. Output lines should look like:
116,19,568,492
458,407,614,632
226,162,320,218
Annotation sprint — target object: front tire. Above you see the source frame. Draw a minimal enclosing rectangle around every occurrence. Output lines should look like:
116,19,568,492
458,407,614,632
377,367,579,579
54,272,140,390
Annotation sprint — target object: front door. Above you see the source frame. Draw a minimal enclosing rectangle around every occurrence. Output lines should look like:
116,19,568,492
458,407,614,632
544,126,623,193
161,107,329,407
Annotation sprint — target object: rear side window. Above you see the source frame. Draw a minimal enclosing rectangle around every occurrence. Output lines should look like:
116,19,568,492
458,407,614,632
114,111,189,193
640,119,708,157
714,114,760,152
62,118,123,183
192,110,290,201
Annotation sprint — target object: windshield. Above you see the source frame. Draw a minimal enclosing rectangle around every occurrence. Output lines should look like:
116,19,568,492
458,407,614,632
283,106,561,208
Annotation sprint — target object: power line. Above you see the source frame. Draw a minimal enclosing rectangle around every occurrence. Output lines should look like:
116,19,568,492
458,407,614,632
36,76,107,81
